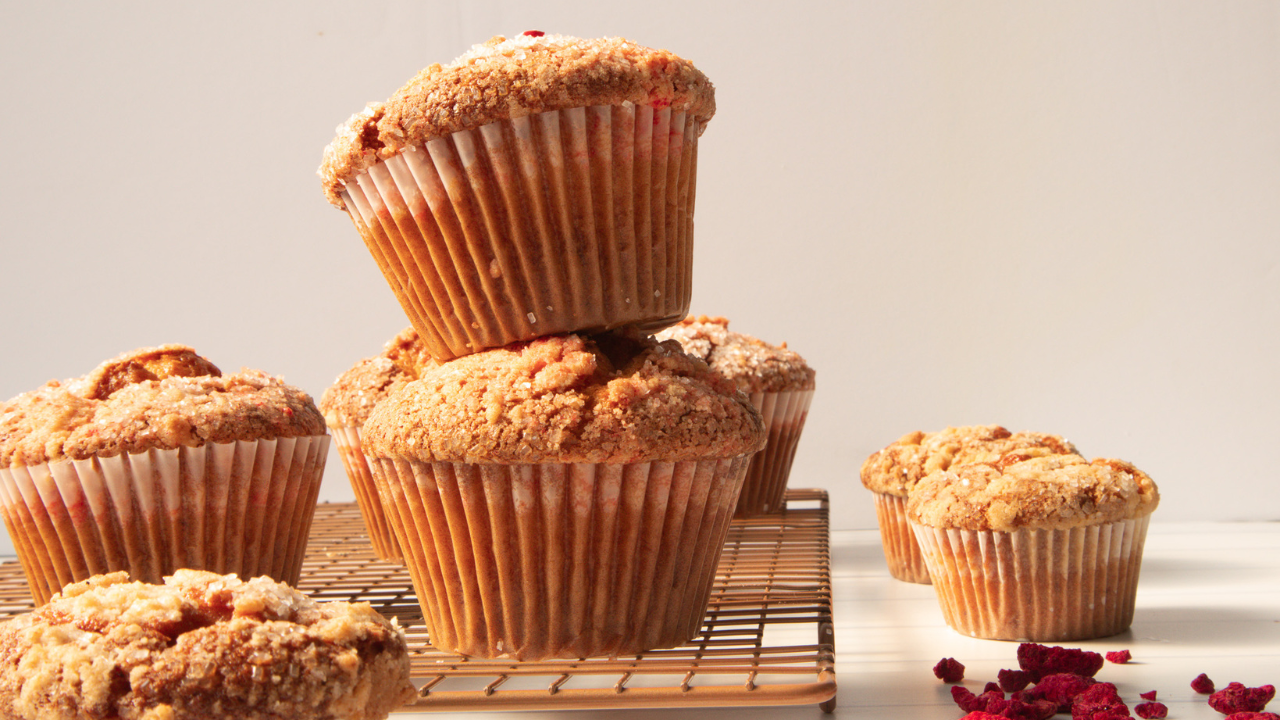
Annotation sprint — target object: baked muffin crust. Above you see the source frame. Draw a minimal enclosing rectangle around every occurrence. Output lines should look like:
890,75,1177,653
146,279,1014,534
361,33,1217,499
319,33,716,208
860,425,1080,497
0,570,415,720
656,316,815,394
319,328,437,427
906,454,1160,532
0,346,326,468
361,332,765,464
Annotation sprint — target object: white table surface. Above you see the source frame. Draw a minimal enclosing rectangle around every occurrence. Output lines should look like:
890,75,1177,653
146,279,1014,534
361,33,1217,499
3,520,1276,718
387,520,1280,719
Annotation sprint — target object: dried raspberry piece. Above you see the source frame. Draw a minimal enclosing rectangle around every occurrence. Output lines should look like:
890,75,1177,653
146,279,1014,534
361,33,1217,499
1140,691,1158,701
952,686,1008,714
1136,700,1168,719
1018,642,1105,681
934,657,966,683
1070,682,1129,720
1223,713,1280,720
1106,650,1132,664
521,30,545,37
985,682,1003,694
1209,683,1276,714
962,713,1011,720
1193,673,1217,694
1000,668,1034,692
1026,673,1098,712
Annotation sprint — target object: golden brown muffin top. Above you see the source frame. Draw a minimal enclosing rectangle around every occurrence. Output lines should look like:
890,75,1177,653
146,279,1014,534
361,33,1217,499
362,332,765,464
319,32,716,208
0,570,415,720
0,346,326,468
656,316,816,394
859,425,1080,497
906,454,1160,532
319,327,438,427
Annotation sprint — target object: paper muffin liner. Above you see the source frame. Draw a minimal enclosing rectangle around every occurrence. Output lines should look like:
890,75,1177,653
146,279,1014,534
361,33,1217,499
0,436,328,605
340,103,700,361
735,389,814,517
369,455,749,661
329,425,401,562
873,492,932,584
910,515,1151,641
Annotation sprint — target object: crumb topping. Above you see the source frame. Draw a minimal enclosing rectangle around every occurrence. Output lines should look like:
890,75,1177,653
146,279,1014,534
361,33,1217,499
0,346,326,468
656,316,815,393
906,454,1160,531
319,327,438,427
0,570,415,720
319,34,716,208
860,425,1081,497
361,332,765,464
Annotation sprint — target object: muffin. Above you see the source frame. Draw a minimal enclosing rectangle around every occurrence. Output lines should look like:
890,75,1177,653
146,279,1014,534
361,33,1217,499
361,332,764,661
0,346,329,604
656,316,815,516
320,327,436,561
319,32,716,361
0,569,415,720
860,426,1080,584
907,453,1160,641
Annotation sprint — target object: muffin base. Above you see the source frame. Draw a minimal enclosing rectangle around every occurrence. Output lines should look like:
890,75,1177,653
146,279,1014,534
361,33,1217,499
370,456,749,661
910,516,1151,641
330,425,402,562
341,104,700,361
0,437,328,605
736,389,813,517
873,492,931,584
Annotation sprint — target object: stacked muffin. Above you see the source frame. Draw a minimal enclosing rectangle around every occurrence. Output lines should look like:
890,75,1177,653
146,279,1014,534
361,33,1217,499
319,33,767,661
861,425,1160,641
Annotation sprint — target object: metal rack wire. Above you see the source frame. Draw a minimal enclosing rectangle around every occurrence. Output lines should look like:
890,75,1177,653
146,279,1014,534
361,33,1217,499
0,488,836,713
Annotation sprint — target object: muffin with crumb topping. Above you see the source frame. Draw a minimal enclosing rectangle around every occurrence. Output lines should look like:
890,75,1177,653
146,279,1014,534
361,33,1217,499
907,453,1159,640
319,32,716,361
361,331,764,660
320,328,436,562
860,425,1080,584
0,569,415,720
0,346,328,604
656,316,815,516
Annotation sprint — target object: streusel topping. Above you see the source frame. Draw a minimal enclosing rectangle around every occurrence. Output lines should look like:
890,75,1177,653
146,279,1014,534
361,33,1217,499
320,327,437,427
906,454,1160,531
319,33,716,207
0,570,415,720
362,332,765,464
0,346,326,468
860,425,1080,497
656,316,815,394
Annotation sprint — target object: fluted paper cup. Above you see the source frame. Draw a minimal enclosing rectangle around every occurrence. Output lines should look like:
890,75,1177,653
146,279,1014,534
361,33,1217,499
0,436,328,605
873,492,931,584
370,455,748,661
330,425,401,562
736,389,813,517
910,516,1151,641
339,103,700,361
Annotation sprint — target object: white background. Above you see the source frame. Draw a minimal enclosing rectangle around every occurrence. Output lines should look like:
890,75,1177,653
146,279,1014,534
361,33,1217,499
2,2,1277,556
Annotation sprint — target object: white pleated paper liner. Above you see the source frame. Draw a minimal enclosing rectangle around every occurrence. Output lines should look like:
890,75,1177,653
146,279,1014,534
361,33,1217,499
330,425,401,562
873,492,932,584
0,436,328,605
910,515,1151,641
369,455,749,661
736,389,814,517
340,103,701,361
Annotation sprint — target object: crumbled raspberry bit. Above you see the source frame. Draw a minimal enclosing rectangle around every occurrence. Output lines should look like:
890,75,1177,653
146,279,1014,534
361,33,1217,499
962,713,1011,720
1106,650,1132,664
1222,713,1280,720
1026,672,1098,712
1193,673,1217,694
1071,682,1129,719
1000,668,1034,692
985,682,1003,694
1018,642,1105,681
1209,683,1276,714
934,657,966,683
521,30,545,37
1135,700,1168,719
1140,691,1158,701
952,686,1002,713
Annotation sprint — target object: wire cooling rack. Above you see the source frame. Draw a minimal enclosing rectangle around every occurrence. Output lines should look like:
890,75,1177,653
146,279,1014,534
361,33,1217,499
0,488,836,713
